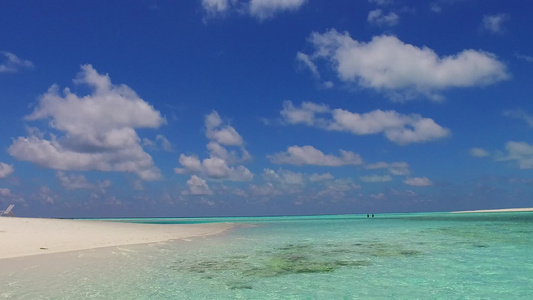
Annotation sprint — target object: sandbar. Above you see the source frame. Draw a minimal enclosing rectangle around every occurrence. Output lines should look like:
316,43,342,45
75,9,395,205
0,217,233,259
451,207,533,214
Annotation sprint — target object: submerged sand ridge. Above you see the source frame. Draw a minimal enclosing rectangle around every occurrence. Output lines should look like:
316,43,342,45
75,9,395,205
0,217,233,259
451,208,533,213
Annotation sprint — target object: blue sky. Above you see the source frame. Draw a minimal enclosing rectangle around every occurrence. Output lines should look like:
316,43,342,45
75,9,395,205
1,0,532,217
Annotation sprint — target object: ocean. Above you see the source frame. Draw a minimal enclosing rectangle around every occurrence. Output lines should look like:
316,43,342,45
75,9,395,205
2,212,532,299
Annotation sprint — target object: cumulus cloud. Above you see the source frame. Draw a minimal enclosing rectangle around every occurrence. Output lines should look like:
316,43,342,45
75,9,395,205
249,0,307,20
0,188,24,205
280,101,450,145
175,111,253,182
469,147,490,157
142,134,173,152
34,186,57,205
498,141,533,169
404,177,433,186
309,172,334,182
249,182,282,197
0,188,11,197
365,161,410,175
0,162,14,178
268,145,363,166
371,192,386,200
202,0,234,18
184,175,213,195
281,101,329,126
503,109,533,128
263,168,305,186
360,174,392,182
331,109,450,145
0,51,34,73
516,54,533,63
313,179,361,200
482,13,509,34
296,52,320,79
205,111,243,146
429,0,468,13
8,65,164,180
175,154,253,181
369,0,393,5
367,9,399,26
56,171,93,189
201,0,306,21
56,171,111,193
302,30,509,100
262,168,338,188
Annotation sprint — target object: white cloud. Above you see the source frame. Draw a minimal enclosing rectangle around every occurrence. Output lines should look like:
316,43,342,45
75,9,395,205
516,54,533,63
296,52,320,78
429,0,468,13
8,65,164,180
206,141,251,164
56,171,111,193
0,162,14,178
201,0,306,21
269,145,363,166
142,134,173,152
132,180,144,191
175,111,253,182
503,109,533,128
430,3,442,12
175,154,253,181
469,147,490,157
184,175,213,195
56,171,93,189
331,109,450,145
365,161,410,175
0,51,33,73
482,13,509,34
281,101,329,126
498,141,533,169
157,134,173,151
263,168,305,185
360,174,392,182
249,0,307,20
202,0,233,18
404,177,433,186
369,0,392,5
303,30,509,100
35,186,57,205
309,173,334,182
249,182,282,197
205,111,243,146
0,188,11,197
313,179,361,200
0,188,24,205
371,192,386,200
368,9,399,26
281,101,450,145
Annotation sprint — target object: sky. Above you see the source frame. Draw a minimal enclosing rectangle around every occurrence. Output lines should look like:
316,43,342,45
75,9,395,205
1,0,532,217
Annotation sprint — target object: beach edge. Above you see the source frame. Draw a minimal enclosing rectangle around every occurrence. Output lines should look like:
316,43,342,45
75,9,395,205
0,217,234,259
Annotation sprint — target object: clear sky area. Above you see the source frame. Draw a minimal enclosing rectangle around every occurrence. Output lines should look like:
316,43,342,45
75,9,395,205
1,0,532,217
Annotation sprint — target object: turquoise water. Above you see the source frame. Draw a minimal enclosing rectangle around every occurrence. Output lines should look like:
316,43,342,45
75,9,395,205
2,212,532,299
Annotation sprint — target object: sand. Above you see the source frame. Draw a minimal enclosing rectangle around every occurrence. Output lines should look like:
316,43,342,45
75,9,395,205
0,217,233,259
451,207,533,214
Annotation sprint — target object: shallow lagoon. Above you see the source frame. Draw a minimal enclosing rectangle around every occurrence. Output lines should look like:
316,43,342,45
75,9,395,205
2,212,532,299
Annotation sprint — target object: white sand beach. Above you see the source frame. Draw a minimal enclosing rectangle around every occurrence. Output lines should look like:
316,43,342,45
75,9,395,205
451,207,533,214
0,217,233,259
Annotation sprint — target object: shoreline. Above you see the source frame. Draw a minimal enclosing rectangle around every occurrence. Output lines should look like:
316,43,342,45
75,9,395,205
0,217,233,259
450,207,533,214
